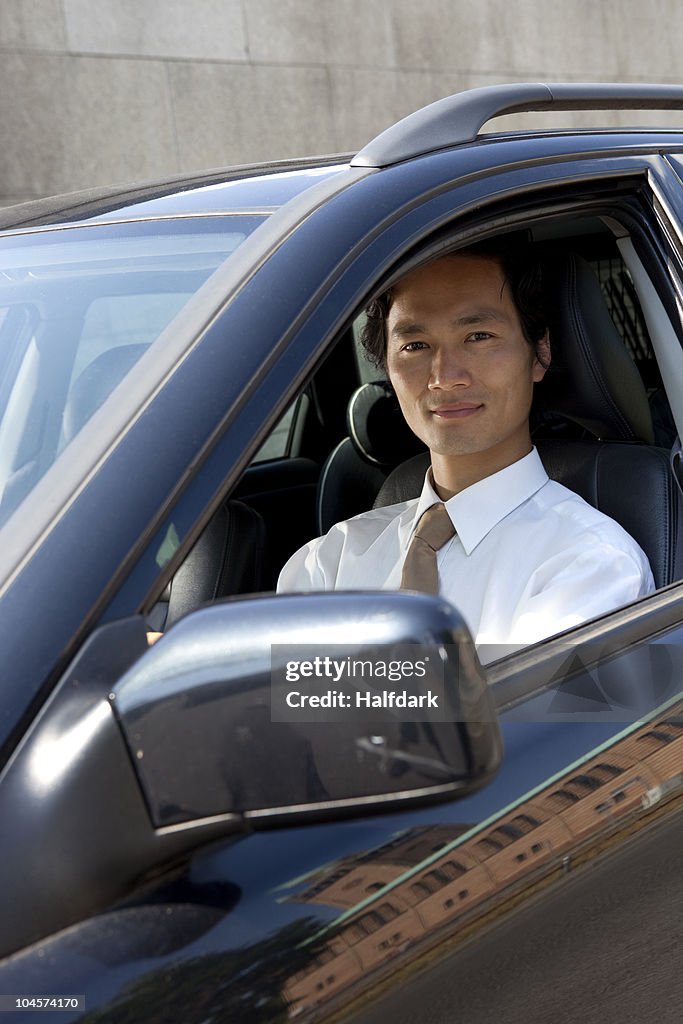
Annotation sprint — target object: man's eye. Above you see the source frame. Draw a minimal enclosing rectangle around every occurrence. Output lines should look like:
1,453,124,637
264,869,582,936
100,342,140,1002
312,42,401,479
401,341,428,352
467,331,493,342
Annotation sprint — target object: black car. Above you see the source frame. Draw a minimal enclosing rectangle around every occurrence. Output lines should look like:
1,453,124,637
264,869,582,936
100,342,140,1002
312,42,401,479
1,82,683,1022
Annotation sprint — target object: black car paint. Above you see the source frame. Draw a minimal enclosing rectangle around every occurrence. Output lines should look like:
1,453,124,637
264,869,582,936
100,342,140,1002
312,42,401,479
1,110,683,1022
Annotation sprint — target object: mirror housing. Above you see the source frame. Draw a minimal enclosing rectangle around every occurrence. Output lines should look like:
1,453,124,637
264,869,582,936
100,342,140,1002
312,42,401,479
113,592,502,826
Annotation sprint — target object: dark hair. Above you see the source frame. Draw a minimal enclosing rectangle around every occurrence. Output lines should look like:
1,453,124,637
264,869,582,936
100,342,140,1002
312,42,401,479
360,238,549,370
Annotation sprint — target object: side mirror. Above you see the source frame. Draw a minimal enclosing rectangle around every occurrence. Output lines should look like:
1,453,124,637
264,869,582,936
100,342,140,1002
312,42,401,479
113,592,502,827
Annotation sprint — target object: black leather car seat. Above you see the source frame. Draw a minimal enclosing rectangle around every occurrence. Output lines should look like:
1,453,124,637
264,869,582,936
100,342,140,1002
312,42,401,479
317,381,425,534
371,252,683,588
160,498,267,628
535,251,683,586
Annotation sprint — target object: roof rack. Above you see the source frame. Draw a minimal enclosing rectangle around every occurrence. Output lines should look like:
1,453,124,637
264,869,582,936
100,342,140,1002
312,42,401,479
352,82,683,169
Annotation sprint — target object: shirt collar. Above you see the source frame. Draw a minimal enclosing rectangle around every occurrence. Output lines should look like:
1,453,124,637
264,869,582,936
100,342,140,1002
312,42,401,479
412,448,549,556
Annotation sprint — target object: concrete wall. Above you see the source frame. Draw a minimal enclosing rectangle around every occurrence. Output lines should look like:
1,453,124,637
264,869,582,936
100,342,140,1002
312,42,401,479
2,0,683,205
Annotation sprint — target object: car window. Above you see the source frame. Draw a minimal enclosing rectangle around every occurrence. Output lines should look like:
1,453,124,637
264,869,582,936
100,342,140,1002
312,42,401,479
0,214,266,527
269,216,671,632
70,292,192,384
251,399,300,463
137,194,678,665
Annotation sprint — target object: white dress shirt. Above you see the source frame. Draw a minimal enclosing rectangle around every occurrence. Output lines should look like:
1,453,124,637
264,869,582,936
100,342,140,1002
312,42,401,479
277,449,655,659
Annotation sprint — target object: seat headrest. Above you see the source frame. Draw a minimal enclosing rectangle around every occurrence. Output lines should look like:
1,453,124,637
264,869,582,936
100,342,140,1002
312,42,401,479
346,382,425,466
539,252,654,443
63,344,148,443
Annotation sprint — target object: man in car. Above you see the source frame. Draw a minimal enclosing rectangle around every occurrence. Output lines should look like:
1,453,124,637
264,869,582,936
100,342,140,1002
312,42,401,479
277,240,654,656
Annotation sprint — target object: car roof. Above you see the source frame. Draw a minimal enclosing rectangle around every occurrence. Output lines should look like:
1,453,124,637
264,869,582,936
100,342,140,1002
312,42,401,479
0,154,352,232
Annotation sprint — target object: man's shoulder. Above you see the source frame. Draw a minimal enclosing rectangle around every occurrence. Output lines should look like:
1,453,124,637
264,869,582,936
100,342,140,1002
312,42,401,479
299,497,419,573
278,496,419,591
532,478,647,555
325,497,418,540
536,478,618,522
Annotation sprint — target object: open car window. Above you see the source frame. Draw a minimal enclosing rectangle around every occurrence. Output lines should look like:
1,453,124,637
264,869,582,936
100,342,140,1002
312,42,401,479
142,187,683,675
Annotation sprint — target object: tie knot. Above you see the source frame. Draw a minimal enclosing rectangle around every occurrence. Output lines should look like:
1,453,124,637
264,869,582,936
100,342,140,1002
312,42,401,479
413,503,455,552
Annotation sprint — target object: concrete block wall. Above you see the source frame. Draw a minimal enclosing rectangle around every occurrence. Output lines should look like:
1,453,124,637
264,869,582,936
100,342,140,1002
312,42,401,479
2,0,683,204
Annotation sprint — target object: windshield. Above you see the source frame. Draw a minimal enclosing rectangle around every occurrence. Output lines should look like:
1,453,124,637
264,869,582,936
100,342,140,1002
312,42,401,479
0,214,265,527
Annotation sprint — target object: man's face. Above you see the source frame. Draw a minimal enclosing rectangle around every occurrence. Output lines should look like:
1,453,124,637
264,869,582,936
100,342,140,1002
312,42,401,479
385,254,549,488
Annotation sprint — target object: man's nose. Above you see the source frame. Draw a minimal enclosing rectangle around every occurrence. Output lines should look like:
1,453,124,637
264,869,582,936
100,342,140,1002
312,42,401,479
428,346,471,389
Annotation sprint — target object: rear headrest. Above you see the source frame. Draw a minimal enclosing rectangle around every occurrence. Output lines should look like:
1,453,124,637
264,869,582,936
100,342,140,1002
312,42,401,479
347,382,425,466
63,344,148,443
539,252,654,443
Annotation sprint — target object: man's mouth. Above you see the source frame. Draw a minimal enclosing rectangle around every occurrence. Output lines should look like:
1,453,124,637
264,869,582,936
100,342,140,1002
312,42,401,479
430,403,483,420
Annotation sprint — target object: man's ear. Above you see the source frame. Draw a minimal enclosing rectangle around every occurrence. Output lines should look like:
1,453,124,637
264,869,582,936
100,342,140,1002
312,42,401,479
532,331,551,382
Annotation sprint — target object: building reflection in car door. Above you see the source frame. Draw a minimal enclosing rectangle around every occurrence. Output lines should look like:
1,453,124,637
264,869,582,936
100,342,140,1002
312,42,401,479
278,699,683,1017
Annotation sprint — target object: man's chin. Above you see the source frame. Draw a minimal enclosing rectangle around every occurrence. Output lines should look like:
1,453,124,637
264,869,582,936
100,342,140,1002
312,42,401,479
422,427,490,457
426,441,487,458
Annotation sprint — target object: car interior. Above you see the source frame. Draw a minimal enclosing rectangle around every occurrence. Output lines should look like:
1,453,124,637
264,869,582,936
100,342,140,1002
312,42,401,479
142,202,683,643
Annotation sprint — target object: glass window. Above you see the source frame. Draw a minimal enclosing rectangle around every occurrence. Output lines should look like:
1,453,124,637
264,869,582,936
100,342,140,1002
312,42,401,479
251,400,299,463
636,730,675,752
546,789,580,810
509,814,540,833
566,774,603,793
441,860,467,879
475,837,503,857
376,902,399,922
0,214,265,527
493,824,525,843
590,763,624,782
71,292,191,384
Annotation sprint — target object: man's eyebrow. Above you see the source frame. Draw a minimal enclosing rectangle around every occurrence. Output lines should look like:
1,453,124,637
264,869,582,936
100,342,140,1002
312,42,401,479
389,319,427,338
451,309,507,327
389,308,508,337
